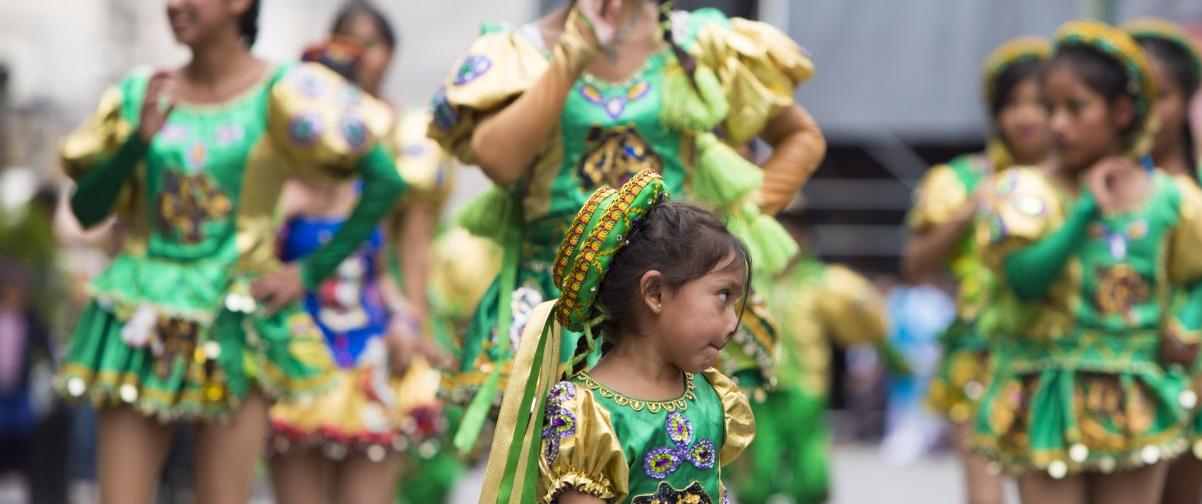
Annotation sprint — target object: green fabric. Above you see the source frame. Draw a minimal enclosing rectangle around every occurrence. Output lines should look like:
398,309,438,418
56,64,404,419
299,144,406,289
972,171,1193,474
731,389,828,504
69,135,149,227
573,371,730,503
1003,191,1098,300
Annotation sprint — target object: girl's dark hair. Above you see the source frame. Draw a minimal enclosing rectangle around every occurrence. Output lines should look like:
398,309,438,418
1138,37,1199,172
657,0,698,86
332,1,398,50
1051,44,1143,149
239,0,261,47
573,201,751,373
989,58,1046,117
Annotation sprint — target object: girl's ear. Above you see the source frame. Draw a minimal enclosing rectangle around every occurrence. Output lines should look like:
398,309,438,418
639,270,664,315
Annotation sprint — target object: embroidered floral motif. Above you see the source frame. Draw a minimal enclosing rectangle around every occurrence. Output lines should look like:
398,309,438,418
643,412,717,479
152,316,201,379
339,116,368,151
214,124,245,147
1092,264,1150,322
155,170,233,243
576,126,663,190
541,381,577,463
631,481,713,504
452,55,492,85
290,114,324,146
578,79,651,120
430,86,459,133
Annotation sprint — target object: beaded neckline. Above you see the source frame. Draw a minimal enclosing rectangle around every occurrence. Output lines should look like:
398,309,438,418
574,371,696,413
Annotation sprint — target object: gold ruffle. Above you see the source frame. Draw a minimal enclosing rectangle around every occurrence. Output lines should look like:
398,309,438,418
537,383,630,503
692,17,815,146
814,265,889,348
703,368,755,466
59,79,146,222
1168,174,1202,284
391,109,455,207
906,164,969,233
428,31,548,164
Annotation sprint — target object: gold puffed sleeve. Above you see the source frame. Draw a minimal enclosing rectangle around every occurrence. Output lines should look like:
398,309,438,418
390,109,454,207
61,86,135,180
1167,174,1202,285
814,265,888,347
267,62,394,179
692,13,815,146
701,368,755,466
538,381,629,503
428,30,548,164
974,167,1067,270
906,164,969,233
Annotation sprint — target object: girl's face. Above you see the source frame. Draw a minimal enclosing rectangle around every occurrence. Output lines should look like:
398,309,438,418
166,0,249,48
996,78,1052,163
1149,57,1188,158
1045,62,1131,172
337,12,393,95
648,254,745,373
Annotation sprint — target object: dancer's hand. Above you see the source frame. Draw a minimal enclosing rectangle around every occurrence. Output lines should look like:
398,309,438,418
138,71,176,143
1084,157,1142,212
250,264,305,314
576,0,624,48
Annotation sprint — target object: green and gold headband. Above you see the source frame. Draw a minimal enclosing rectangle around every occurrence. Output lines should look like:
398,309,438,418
982,36,1052,106
1054,20,1157,147
553,169,668,332
1124,17,1202,95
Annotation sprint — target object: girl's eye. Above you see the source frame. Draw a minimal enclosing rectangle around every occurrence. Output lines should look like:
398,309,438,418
718,290,731,303
1068,99,1085,114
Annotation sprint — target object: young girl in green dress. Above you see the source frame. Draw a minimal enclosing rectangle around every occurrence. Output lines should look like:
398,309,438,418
971,20,1202,504
56,0,405,501
480,169,754,503
1121,17,1202,504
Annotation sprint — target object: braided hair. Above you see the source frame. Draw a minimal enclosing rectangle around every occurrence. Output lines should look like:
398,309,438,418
239,0,261,47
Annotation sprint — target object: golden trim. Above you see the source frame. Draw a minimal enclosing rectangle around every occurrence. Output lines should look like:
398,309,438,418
573,371,696,413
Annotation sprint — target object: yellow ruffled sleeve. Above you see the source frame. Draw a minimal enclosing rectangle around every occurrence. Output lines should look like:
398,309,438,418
701,368,755,466
390,109,454,207
61,86,136,180
267,62,394,179
906,164,969,233
692,13,815,146
538,381,629,503
1168,174,1202,285
428,30,548,164
814,265,888,347
974,167,1067,269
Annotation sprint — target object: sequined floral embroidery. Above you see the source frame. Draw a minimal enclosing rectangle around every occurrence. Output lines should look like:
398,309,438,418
578,79,651,120
155,170,233,243
631,481,713,504
643,412,716,479
541,381,577,464
577,126,663,190
452,55,492,85
430,86,459,133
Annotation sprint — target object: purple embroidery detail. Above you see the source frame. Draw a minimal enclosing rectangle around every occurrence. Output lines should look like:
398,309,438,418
342,86,362,106
160,123,189,142
292,71,324,98
185,142,207,171
452,55,492,85
214,124,245,146
579,80,651,120
430,86,458,133
541,381,577,464
721,489,730,504
340,116,368,151
403,144,426,157
642,412,716,479
631,481,713,504
290,115,323,146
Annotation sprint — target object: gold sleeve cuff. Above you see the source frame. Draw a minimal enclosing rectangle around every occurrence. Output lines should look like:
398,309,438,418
693,17,815,146
702,368,755,466
428,31,549,164
538,387,629,503
817,265,888,347
391,109,454,207
60,86,135,180
268,62,394,178
906,165,968,233
1168,174,1202,284
975,167,1066,269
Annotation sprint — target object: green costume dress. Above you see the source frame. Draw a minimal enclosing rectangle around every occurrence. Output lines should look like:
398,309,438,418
971,167,1202,476
428,8,813,412
56,62,406,421
908,152,1003,423
731,255,888,504
538,368,753,503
